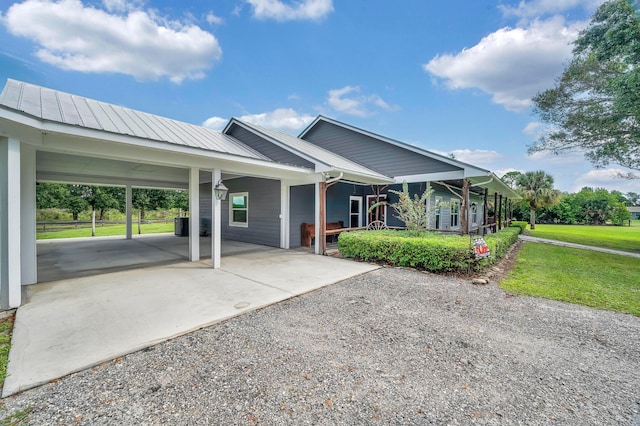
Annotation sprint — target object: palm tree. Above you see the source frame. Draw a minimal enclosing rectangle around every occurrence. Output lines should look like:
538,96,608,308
516,171,562,230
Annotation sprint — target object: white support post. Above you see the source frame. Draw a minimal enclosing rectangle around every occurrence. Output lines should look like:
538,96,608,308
314,181,321,255
189,167,200,261
280,180,290,249
211,169,221,268
0,138,23,308
20,144,37,285
125,184,132,240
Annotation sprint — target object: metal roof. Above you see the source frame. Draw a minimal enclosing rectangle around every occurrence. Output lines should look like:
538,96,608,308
225,119,392,182
0,79,269,161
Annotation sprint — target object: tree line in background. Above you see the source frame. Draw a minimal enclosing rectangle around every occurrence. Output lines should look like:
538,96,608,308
36,183,189,221
503,170,636,228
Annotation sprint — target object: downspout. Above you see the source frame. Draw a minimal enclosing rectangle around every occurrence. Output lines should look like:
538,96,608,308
325,172,343,187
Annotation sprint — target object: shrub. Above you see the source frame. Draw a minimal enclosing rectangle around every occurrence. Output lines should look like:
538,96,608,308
338,227,521,273
510,221,528,233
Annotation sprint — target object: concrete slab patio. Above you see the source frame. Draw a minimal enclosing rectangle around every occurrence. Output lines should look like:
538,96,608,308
3,238,378,397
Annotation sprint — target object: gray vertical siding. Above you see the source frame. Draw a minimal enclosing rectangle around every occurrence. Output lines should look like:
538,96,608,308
302,121,462,177
221,177,281,247
289,184,315,247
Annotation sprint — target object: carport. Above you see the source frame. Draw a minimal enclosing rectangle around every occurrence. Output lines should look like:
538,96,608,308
0,79,318,308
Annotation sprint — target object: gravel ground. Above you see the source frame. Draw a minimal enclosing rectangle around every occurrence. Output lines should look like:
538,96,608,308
2,267,639,425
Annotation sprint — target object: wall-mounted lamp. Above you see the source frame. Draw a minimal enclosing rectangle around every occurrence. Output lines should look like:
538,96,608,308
214,180,229,201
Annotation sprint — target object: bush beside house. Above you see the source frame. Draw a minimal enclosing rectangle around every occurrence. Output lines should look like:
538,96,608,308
338,226,521,273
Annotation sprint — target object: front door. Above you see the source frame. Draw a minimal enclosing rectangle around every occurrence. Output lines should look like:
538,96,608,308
366,194,387,225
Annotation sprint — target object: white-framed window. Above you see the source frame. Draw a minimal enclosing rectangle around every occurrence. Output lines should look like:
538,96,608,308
366,194,387,225
471,202,478,225
229,192,248,227
450,198,460,228
349,196,363,228
434,195,443,229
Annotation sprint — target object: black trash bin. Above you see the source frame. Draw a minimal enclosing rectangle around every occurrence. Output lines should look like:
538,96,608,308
174,217,189,237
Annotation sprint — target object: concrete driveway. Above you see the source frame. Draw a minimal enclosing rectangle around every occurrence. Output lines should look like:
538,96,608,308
3,238,378,397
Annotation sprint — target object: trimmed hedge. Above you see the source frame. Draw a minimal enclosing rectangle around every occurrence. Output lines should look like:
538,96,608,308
510,221,528,233
338,227,521,273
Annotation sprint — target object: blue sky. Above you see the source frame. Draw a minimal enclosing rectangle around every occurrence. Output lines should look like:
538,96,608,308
0,0,636,193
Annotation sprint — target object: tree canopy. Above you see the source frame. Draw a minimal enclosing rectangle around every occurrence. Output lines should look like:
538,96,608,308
531,0,640,171
515,171,563,229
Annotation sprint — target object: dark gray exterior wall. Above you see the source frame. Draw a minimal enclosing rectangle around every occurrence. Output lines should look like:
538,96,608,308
302,121,462,177
227,124,315,169
199,177,281,247
289,184,315,248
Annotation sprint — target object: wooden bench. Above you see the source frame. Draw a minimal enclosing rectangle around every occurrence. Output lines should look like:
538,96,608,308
301,221,344,247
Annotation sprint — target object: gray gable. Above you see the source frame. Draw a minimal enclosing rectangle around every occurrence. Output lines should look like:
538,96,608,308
301,119,462,178
226,123,315,169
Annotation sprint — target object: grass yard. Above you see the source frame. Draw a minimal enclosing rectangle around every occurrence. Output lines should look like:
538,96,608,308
501,242,640,316
528,221,640,254
37,222,174,240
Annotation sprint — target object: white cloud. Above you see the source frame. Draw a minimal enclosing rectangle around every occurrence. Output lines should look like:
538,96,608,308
499,0,604,20
494,167,521,178
573,168,639,193
3,0,222,83
523,121,543,135
432,149,503,166
424,17,583,111
202,116,229,130
327,86,397,117
246,0,333,21
203,108,314,134
206,12,224,25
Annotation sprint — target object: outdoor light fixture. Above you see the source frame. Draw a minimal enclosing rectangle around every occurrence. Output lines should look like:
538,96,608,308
214,179,229,201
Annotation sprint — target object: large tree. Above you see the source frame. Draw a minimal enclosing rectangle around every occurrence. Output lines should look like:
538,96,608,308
516,171,562,229
531,0,640,171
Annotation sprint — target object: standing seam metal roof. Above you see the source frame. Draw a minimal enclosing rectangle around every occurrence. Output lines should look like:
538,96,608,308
0,79,270,161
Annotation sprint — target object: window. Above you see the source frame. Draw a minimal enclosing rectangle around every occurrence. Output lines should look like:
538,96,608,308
471,202,478,225
450,199,460,228
366,194,387,225
434,196,443,229
349,196,362,228
229,192,248,227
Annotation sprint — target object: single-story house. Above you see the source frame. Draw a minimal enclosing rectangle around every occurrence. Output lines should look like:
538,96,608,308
0,79,519,308
628,206,640,220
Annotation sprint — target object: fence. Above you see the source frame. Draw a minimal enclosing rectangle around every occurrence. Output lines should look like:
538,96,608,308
37,218,174,233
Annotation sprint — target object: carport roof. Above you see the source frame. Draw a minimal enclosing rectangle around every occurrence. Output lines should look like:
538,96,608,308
0,79,269,161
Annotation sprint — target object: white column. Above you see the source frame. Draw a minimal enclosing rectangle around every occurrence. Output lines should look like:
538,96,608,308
125,184,132,240
280,180,290,249
211,168,221,268
314,181,321,255
189,167,200,261
20,144,37,285
0,138,23,308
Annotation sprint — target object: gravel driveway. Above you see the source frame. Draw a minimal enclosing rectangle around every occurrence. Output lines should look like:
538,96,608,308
2,267,639,425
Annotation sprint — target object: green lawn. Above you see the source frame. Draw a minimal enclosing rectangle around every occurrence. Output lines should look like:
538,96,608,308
37,222,174,240
501,242,640,316
528,221,640,254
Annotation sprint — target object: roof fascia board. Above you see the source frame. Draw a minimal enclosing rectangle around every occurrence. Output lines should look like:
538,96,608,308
393,170,465,183
301,115,491,177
